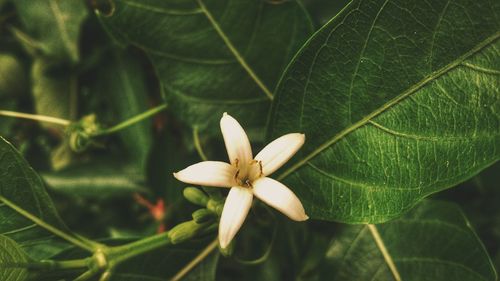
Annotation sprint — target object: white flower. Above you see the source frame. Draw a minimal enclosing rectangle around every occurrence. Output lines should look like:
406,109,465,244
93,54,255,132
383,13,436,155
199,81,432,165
174,113,308,249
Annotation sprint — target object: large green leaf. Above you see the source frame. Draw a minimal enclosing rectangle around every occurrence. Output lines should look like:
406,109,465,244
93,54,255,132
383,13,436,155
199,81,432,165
0,234,30,281
268,0,500,223
13,0,88,62
317,200,496,281
0,137,66,258
96,0,313,132
95,50,153,171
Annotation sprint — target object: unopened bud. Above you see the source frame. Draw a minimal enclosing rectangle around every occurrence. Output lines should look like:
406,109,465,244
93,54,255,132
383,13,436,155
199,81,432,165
183,187,209,206
192,209,214,224
168,221,204,244
207,199,223,216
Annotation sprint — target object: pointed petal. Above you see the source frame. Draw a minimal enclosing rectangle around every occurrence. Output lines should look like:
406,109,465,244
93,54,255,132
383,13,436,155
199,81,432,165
219,187,253,249
220,113,253,167
254,133,305,176
252,177,308,221
173,161,236,188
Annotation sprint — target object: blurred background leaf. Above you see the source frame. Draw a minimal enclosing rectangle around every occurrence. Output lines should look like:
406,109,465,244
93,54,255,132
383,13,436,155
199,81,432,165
13,0,88,63
96,0,313,134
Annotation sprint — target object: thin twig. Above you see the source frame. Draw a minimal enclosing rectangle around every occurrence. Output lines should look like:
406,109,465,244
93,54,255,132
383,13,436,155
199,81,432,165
171,239,218,281
0,110,71,126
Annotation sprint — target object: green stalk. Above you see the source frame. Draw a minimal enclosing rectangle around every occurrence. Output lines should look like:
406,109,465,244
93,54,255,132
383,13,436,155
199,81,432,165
0,110,71,126
92,103,167,137
107,232,171,265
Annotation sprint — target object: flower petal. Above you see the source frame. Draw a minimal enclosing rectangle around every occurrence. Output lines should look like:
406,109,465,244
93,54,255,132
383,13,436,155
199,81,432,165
220,113,253,167
173,161,237,188
219,187,253,249
254,133,305,176
252,177,308,221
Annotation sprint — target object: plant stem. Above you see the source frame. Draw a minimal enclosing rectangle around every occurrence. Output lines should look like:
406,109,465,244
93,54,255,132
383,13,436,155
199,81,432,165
193,126,208,161
367,224,402,281
107,232,171,264
31,258,91,270
92,103,167,137
0,110,71,126
171,238,218,281
0,196,95,252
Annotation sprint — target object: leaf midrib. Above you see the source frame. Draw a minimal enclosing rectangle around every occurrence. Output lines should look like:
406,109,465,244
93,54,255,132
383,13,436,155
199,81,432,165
48,0,76,61
196,0,274,100
277,31,500,181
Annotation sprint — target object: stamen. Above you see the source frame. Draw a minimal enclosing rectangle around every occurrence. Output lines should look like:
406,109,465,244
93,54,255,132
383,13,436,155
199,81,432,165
234,170,240,182
258,161,263,177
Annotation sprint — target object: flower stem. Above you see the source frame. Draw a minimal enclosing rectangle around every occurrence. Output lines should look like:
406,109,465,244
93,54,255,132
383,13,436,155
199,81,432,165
31,258,91,270
171,238,218,281
0,110,71,126
92,103,167,137
107,232,171,264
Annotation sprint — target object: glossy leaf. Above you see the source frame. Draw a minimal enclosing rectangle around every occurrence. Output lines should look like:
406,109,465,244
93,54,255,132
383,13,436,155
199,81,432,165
0,234,30,281
268,0,500,223
96,0,313,132
13,0,88,62
318,200,496,281
0,137,66,258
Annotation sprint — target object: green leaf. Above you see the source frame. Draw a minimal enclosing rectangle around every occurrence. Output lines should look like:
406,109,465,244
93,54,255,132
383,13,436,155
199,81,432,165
13,0,88,62
0,53,26,97
268,0,500,223
96,0,313,132
0,137,66,258
31,58,76,170
302,0,350,26
0,234,30,281
42,160,146,198
31,59,74,123
148,127,197,202
94,50,153,171
318,200,496,281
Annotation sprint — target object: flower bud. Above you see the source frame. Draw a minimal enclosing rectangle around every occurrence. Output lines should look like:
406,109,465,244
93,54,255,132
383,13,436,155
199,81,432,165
192,209,214,224
168,221,204,244
207,199,223,216
183,187,209,206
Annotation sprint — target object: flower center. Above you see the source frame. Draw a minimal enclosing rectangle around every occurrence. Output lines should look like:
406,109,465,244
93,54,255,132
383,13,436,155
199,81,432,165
234,159,262,188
